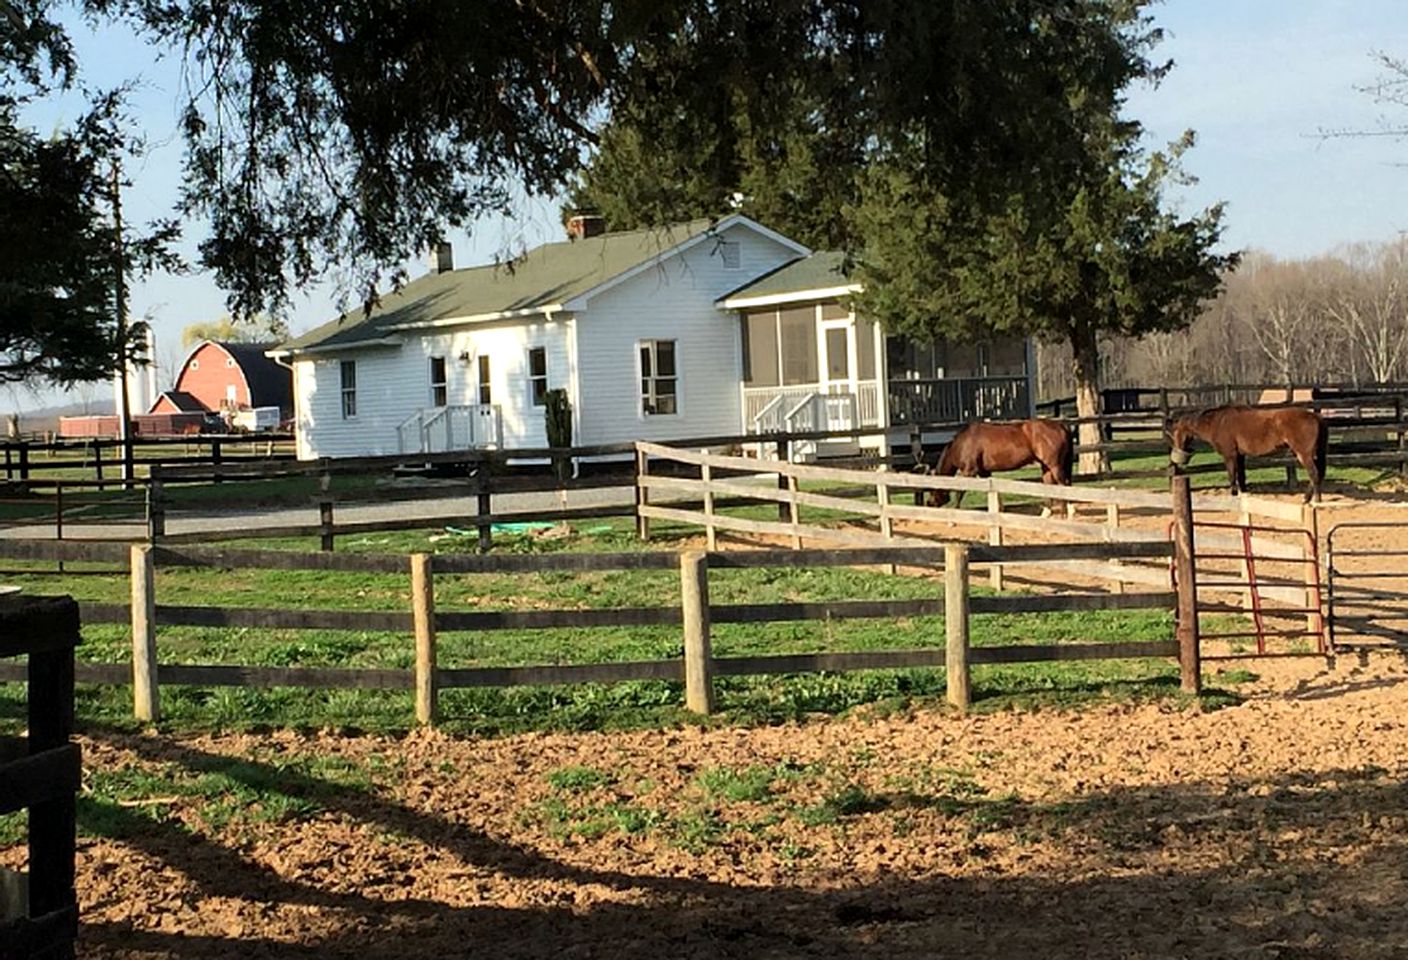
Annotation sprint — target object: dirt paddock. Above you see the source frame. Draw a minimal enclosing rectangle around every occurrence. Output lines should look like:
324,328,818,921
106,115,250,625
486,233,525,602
5,650,1400,960
7,486,1408,959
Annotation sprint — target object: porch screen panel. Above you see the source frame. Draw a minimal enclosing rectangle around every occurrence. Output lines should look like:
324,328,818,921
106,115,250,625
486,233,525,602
821,303,848,322
986,337,1027,376
856,316,877,380
779,307,818,385
744,310,780,387
947,341,980,378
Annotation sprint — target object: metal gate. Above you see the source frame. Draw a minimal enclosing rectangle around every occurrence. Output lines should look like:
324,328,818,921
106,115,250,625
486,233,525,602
1190,519,1326,656
1326,522,1408,651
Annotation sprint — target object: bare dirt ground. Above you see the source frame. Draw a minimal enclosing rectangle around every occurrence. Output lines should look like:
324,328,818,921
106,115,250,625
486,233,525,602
8,650,1407,960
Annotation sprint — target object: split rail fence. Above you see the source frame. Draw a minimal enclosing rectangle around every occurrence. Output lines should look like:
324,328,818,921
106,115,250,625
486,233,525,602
0,531,1198,724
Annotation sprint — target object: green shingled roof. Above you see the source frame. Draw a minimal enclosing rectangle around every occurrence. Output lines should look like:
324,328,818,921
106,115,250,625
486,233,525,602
280,219,721,353
718,251,853,303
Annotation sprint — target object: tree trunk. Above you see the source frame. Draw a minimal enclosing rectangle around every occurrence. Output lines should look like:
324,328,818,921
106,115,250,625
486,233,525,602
1071,324,1108,475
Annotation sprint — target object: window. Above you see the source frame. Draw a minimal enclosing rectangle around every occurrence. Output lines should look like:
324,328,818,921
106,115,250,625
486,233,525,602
340,360,357,418
640,340,678,415
717,240,740,268
477,355,491,404
528,347,548,406
429,356,447,406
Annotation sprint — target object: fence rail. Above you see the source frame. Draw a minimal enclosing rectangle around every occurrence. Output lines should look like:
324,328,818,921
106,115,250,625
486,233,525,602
0,537,1192,723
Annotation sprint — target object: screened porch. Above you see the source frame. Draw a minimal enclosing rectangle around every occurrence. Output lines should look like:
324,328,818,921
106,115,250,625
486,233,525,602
739,303,884,435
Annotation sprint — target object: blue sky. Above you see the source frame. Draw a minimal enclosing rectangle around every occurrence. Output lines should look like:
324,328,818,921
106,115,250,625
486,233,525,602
11,0,1408,411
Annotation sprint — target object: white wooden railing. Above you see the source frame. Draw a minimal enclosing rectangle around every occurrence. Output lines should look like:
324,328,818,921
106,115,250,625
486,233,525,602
396,404,502,454
742,381,883,433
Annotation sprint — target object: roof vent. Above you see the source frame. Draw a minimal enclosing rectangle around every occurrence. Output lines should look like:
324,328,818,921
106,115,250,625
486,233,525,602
432,241,454,274
566,214,606,240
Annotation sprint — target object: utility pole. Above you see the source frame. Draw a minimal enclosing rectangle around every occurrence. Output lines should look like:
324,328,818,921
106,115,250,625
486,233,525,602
111,161,134,488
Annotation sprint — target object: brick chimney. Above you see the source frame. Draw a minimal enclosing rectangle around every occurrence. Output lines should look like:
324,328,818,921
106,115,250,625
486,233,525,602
432,241,454,274
566,214,606,240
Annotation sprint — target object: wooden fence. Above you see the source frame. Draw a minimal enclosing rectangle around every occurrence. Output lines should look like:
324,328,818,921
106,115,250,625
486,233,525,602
634,441,1315,598
0,535,1195,723
0,596,80,960
1,435,295,487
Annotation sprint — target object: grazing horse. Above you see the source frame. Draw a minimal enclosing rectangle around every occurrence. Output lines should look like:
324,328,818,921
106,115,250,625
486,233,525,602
1168,405,1327,501
924,419,1075,512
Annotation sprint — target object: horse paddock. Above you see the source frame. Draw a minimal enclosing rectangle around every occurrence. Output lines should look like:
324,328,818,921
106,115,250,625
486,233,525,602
9,649,1400,959
6,488,1408,958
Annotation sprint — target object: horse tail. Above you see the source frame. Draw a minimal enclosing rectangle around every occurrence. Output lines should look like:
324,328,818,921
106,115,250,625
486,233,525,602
935,438,960,476
1059,423,1075,484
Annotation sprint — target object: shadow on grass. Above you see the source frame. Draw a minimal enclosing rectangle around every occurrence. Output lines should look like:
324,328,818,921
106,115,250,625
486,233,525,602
72,728,1408,959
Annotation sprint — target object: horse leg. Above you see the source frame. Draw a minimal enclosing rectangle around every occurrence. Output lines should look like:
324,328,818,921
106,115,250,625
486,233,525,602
1223,452,1240,495
1294,445,1320,503
1236,453,1248,495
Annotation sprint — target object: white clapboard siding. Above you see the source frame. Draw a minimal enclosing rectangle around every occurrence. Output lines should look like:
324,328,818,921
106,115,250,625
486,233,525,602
571,224,798,446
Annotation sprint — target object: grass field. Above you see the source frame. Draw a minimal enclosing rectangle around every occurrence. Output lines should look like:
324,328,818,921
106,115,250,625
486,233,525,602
0,497,1251,740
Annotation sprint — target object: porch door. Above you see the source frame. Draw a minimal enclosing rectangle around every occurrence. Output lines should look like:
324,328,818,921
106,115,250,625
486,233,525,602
819,320,857,430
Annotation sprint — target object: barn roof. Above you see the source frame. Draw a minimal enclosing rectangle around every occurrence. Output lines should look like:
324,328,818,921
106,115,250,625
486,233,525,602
214,342,292,409
276,216,804,355
717,251,857,308
152,390,207,413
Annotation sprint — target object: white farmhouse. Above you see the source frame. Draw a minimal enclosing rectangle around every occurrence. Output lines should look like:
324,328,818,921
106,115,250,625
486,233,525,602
273,214,1035,461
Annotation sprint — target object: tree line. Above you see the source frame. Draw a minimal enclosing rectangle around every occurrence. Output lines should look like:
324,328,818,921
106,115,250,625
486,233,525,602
1035,237,1408,400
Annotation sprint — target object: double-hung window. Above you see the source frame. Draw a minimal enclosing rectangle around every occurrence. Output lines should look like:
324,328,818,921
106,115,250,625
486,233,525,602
429,356,448,406
640,340,678,416
340,360,357,419
528,347,548,406
477,355,492,404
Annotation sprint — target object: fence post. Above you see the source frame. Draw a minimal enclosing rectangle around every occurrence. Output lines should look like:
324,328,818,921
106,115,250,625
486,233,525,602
146,478,165,542
702,461,717,551
680,550,714,714
475,460,493,553
910,425,924,506
212,438,223,482
1302,502,1323,643
93,440,103,482
945,543,971,710
1106,502,1123,594
1171,474,1201,695
130,544,160,722
787,473,801,549
319,499,335,552
776,438,790,522
54,485,64,574
411,553,437,726
986,488,1003,591
19,443,29,482
634,447,650,541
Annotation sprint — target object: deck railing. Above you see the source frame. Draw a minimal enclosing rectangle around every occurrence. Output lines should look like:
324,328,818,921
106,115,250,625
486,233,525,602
887,375,1030,425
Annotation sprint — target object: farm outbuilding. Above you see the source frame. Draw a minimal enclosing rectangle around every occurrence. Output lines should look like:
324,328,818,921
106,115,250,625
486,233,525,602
274,215,1037,461
169,340,293,421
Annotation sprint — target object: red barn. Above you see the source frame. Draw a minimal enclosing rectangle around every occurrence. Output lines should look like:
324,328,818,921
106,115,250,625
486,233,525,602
168,341,293,418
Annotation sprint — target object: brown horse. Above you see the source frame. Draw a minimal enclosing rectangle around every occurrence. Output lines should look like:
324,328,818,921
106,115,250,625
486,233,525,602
924,419,1074,510
1168,405,1327,501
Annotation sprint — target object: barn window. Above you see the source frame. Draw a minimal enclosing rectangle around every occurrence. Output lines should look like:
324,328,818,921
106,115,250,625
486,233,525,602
640,340,678,416
340,360,357,419
429,356,447,406
527,347,548,406
477,355,492,404
190,359,199,371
